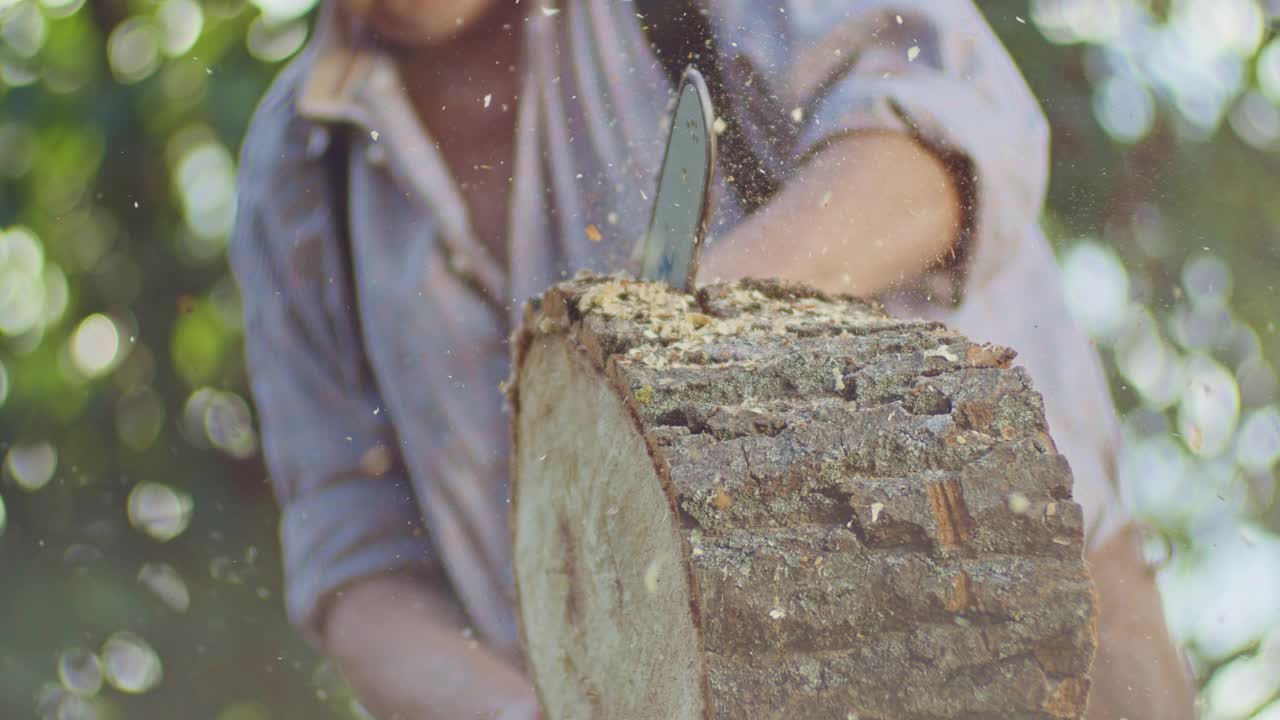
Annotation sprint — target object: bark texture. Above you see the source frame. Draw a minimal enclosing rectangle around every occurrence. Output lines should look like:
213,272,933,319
509,273,1097,720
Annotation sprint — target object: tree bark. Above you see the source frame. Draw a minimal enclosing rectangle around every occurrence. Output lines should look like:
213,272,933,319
508,274,1096,720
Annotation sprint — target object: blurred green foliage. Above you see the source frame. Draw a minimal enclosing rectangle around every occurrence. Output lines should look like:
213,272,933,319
1,0,1278,718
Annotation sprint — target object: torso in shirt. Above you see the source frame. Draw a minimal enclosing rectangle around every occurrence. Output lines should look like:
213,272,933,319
393,4,524,268
255,0,1127,661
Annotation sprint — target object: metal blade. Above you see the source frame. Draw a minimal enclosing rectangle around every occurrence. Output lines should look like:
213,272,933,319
640,66,716,291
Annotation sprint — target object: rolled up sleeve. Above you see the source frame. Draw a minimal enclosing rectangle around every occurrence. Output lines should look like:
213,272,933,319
708,0,1049,298
230,87,438,646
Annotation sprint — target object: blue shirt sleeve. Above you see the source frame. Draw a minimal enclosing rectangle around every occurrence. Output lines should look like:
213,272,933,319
229,62,440,647
706,0,1051,297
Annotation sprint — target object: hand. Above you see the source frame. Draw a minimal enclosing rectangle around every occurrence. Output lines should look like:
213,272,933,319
322,573,542,720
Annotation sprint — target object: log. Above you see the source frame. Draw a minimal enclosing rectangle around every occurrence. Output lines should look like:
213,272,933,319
508,273,1096,720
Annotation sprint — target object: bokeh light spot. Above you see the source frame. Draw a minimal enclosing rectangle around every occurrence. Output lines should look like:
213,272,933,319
1,226,44,276
1116,308,1184,408
1238,406,1280,472
1,0,49,58
0,226,49,337
1121,435,1194,523
42,263,69,328
1256,37,1280,103
100,631,162,694
1238,353,1279,408
70,314,123,378
1182,255,1233,305
137,562,191,612
107,18,161,84
38,0,86,19
249,0,318,22
1093,73,1155,143
1164,525,1280,660
1204,636,1280,719
35,682,65,716
126,482,193,542
173,140,236,258
1179,354,1241,457
1184,0,1264,58
158,0,203,56
1229,90,1280,149
1,58,38,87
1168,300,1234,351
1031,0,1133,45
1061,240,1131,339
183,387,258,456
39,0,85,16
1256,698,1280,720
247,15,307,62
57,647,104,697
169,302,229,386
0,492,6,537
204,390,257,458
48,692,99,719
4,442,57,491
182,387,217,447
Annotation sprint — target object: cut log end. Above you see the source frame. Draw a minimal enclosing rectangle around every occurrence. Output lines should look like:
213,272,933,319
513,336,707,720
510,273,1097,720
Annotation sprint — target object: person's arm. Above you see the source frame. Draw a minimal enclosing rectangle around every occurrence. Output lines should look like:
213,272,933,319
325,575,539,720
699,130,960,296
697,4,1196,717
706,134,1197,719
1086,529,1198,719
230,82,537,720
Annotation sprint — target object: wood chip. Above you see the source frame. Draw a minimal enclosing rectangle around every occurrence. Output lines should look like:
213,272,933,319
1007,492,1031,515
711,487,733,510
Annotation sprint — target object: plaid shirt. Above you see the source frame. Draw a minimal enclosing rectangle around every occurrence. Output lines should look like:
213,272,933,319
230,0,1125,662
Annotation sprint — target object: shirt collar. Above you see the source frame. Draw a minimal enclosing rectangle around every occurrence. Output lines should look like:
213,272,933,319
297,1,383,124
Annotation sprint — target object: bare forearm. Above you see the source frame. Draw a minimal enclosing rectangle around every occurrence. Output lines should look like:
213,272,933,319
700,131,961,297
324,574,538,720
1086,527,1197,719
